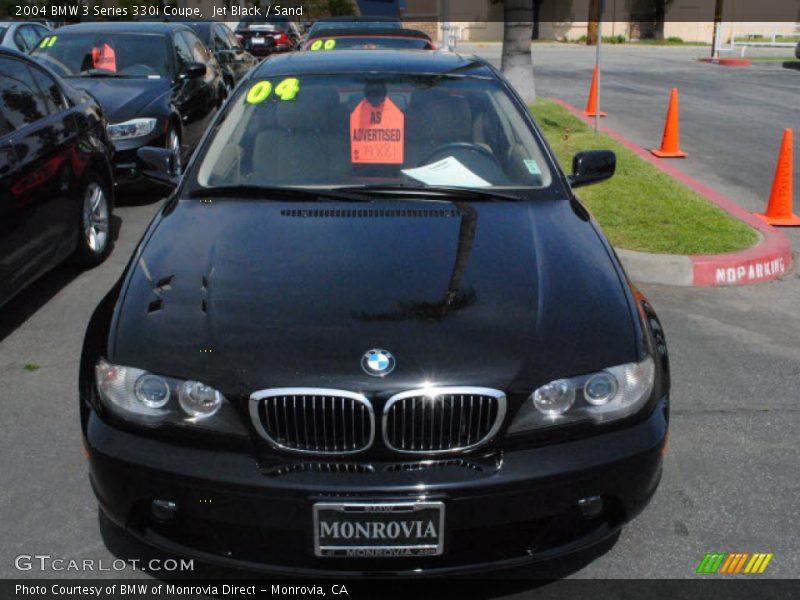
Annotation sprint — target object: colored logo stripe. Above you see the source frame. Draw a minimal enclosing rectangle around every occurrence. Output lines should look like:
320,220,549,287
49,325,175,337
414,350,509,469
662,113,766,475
697,553,726,573
744,553,773,574
697,552,773,574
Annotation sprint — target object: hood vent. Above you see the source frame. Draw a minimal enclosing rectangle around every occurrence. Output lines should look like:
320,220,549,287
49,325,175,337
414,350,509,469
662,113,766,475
280,208,461,219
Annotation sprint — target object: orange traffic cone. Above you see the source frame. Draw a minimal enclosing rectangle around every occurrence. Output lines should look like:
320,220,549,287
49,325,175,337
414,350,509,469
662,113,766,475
753,129,800,226
651,88,687,158
584,66,606,118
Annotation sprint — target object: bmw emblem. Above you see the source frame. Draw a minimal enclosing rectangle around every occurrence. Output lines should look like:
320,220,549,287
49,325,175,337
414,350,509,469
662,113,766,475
361,349,396,377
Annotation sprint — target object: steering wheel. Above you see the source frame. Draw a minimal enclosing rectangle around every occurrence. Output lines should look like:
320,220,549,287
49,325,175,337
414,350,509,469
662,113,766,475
418,142,501,168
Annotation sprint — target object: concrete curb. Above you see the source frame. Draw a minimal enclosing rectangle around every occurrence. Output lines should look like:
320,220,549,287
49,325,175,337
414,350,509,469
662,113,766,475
549,98,793,287
698,57,752,67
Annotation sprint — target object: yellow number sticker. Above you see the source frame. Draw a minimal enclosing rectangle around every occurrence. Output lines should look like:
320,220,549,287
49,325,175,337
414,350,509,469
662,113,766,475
274,78,300,101
310,40,323,51
323,39,336,50
246,81,273,105
48,36,57,47
40,36,56,48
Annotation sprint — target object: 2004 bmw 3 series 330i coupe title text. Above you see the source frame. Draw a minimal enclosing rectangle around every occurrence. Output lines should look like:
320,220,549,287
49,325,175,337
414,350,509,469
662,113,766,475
80,51,670,575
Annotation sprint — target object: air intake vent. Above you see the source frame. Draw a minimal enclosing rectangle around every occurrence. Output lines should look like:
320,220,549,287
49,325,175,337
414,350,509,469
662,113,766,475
263,462,375,477
382,387,506,454
280,208,460,219
384,459,486,473
250,388,374,455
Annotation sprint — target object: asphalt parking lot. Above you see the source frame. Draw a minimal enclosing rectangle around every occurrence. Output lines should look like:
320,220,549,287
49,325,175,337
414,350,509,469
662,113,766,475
0,45,798,585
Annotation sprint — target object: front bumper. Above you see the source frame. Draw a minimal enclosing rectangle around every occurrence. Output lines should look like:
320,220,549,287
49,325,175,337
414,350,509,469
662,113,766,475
110,129,168,184
85,398,668,576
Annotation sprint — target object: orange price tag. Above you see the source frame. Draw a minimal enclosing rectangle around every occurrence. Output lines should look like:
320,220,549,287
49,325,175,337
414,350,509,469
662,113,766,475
91,44,117,72
350,97,404,164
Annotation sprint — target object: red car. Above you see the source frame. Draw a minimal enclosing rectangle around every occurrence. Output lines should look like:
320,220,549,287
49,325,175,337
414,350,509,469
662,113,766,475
303,28,436,51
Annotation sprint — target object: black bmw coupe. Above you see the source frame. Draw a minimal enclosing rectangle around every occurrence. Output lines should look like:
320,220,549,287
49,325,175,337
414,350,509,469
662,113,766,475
80,50,670,575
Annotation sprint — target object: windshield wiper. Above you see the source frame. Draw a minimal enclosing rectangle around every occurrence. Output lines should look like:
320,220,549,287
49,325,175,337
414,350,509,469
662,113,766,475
78,69,126,78
336,184,525,202
188,185,372,203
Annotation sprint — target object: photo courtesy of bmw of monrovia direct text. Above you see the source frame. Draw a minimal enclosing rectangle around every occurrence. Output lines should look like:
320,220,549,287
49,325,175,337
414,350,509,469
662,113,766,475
0,0,799,598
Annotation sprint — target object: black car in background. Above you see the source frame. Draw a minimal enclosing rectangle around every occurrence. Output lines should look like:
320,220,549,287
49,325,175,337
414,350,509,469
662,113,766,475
0,21,50,52
0,47,114,308
31,22,224,183
183,21,256,93
235,17,302,57
81,50,670,574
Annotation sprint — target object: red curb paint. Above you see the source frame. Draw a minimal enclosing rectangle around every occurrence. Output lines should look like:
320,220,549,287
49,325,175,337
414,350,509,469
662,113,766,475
698,57,752,67
548,98,792,287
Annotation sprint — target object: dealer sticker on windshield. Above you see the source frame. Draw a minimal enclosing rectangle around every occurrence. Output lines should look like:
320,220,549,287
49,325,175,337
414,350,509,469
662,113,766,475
350,97,405,164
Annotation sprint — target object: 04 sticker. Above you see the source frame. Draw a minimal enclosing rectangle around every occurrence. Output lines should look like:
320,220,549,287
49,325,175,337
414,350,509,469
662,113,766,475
246,78,300,105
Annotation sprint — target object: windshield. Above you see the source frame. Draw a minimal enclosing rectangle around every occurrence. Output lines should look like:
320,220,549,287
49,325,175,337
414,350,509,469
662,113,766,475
310,22,403,35
194,74,553,192
305,37,432,50
31,33,170,78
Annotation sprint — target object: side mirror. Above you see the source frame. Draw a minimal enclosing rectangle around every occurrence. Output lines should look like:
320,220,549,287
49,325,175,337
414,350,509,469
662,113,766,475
137,146,179,188
183,62,207,79
568,150,616,188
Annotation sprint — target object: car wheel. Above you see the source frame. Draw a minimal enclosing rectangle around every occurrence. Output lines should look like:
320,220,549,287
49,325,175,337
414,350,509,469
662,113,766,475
166,126,182,174
74,173,112,266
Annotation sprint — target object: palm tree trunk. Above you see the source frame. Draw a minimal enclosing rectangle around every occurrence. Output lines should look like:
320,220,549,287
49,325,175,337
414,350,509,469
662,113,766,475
587,0,600,45
501,0,535,102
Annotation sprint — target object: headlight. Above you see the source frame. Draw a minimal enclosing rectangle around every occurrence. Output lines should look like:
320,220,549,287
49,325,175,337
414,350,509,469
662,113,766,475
94,358,245,435
507,356,655,434
107,118,157,141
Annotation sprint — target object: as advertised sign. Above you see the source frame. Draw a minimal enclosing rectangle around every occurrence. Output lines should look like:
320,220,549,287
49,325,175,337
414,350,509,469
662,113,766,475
350,97,405,164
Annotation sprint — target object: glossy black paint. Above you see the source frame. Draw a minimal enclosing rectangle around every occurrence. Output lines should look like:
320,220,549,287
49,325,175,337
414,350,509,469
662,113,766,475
183,22,257,90
569,150,616,188
35,22,224,183
0,47,114,308
80,51,670,574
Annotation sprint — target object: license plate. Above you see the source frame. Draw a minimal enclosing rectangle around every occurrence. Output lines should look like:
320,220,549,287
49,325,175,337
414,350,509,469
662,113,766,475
313,502,444,558
251,37,265,45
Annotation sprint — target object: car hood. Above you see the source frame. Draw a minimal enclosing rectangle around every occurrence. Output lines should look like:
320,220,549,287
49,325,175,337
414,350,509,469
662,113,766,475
67,77,169,123
111,198,637,397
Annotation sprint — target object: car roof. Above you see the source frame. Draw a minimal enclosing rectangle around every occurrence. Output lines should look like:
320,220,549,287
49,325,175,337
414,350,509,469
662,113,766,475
53,21,190,35
316,16,401,22
253,49,492,78
306,27,431,41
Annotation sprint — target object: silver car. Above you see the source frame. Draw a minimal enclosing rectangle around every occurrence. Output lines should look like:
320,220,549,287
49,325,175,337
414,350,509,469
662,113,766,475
0,21,50,53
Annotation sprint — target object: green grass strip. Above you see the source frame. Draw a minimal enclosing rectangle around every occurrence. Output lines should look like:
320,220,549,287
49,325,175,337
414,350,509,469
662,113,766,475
531,99,758,255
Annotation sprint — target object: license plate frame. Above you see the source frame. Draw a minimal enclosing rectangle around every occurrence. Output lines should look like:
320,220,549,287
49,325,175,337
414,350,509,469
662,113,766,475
313,501,445,558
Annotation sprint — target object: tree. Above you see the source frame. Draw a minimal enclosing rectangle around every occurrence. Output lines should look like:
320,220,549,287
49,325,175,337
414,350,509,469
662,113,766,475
500,0,535,103
587,0,600,45
652,0,676,40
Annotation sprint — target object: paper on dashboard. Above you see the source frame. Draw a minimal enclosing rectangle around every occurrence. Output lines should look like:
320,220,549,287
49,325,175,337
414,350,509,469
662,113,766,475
401,156,491,188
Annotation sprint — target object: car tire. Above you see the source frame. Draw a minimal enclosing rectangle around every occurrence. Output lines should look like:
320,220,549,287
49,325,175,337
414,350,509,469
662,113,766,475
73,171,112,266
166,125,182,174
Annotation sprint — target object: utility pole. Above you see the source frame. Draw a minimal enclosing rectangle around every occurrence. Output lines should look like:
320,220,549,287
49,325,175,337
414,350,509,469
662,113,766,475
595,0,604,133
